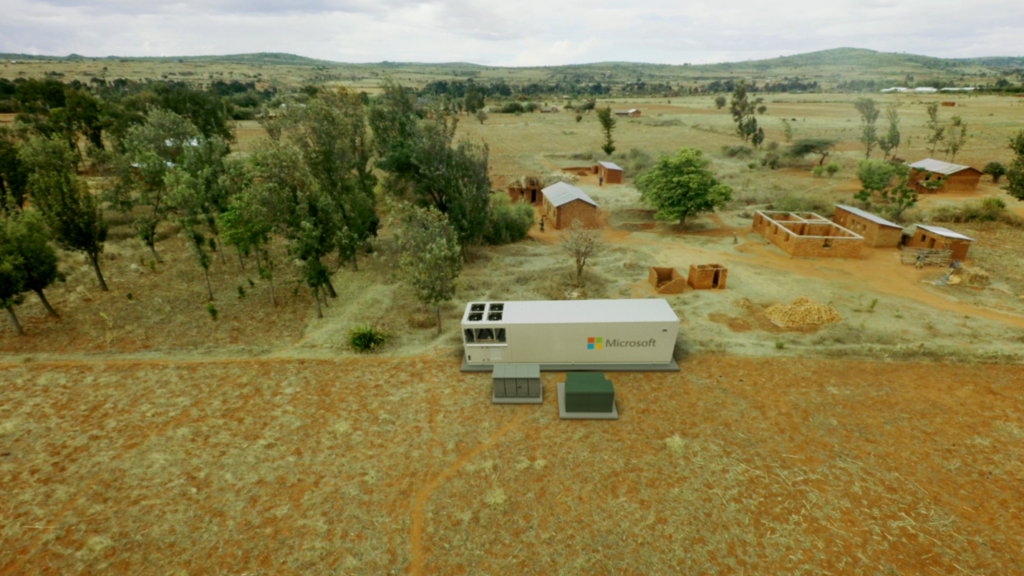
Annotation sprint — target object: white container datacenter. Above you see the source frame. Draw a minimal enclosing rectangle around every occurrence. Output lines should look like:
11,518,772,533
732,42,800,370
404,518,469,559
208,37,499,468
461,299,680,367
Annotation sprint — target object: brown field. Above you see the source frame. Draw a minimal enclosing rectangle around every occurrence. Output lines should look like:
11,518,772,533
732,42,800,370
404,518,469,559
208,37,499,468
3,68,1024,574
3,356,1024,575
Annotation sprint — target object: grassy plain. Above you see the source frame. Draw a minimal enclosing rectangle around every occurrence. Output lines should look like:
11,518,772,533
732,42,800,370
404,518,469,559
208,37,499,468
2,57,1024,575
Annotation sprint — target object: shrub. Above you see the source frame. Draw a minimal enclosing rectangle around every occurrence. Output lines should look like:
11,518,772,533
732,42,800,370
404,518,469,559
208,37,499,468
721,145,754,159
613,148,655,176
523,102,540,113
349,324,387,352
206,302,218,321
825,162,841,177
497,102,524,114
762,151,781,169
930,197,1021,226
983,161,1007,183
769,194,834,215
484,195,535,245
811,166,825,178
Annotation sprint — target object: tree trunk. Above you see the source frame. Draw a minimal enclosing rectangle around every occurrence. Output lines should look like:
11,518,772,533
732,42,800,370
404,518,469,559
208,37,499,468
88,252,110,291
351,254,358,272
33,288,59,318
215,235,226,265
254,249,261,273
5,306,24,336
236,249,245,271
325,277,338,299
203,267,214,302
435,306,442,335
313,286,323,319
148,242,163,264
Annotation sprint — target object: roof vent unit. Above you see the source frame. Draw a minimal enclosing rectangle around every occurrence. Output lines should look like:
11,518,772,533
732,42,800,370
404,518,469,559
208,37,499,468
489,303,504,312
488,312,503,321
468,312,484,322
470,303,486,312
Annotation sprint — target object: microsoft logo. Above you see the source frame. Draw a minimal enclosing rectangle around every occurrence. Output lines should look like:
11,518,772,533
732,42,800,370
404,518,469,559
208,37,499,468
587,337,602,350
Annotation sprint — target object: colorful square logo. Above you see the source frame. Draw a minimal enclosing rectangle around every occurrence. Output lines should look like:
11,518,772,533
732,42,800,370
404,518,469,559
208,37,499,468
587,337,602,350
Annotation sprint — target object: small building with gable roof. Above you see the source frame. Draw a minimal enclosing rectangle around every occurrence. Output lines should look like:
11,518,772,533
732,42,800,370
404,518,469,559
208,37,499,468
832,205,904,248
541,182,600,229
596,161,623,184
903,225,975,261
907,158,982,193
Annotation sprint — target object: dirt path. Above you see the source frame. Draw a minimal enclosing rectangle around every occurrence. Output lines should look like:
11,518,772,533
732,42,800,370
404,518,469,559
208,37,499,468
406,406,526,575
616,227,1024,330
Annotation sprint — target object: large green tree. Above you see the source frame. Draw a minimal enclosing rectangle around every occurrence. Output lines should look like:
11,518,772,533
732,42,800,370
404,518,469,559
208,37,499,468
108,108,200,262
387,203,462,334
0,231,26,335
0,129,29,210
3,210,61,317
854,98,880,159
1006,130,1024,201
596,106,617,156
730,81,763,144
786,138,837,166
944,116,968,163
854,160,917,222
925,102,945,156
635,148,733,226
18,135,108,290
877,105,901,161
370,81,490,249
280,89,378,270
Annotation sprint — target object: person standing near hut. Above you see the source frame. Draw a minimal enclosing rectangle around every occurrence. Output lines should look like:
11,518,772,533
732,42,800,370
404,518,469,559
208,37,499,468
599,175,604,187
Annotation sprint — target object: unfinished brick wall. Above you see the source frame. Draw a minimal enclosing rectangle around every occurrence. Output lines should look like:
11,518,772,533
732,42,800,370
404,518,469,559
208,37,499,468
687,264,727,289
754,211,864,259
648,267,687,294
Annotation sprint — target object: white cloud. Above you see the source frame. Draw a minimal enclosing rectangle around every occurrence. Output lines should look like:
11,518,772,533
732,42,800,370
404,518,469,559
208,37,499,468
0,0,1022,64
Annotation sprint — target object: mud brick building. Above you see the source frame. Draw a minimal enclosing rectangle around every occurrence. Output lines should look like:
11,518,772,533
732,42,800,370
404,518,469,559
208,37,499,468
832,205,904,248
903,225,975,261
753,211,864,258
541,182,600,229
907,158,982,193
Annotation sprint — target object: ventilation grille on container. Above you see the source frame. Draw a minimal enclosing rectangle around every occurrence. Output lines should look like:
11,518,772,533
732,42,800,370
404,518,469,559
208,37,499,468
470,303,486,312
468,312,483,322
488,312,503,321
488,303,504,312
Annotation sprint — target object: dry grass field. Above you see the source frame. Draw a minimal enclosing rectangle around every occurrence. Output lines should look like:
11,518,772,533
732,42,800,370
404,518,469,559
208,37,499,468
3,356,1024,575
3,60,1024,574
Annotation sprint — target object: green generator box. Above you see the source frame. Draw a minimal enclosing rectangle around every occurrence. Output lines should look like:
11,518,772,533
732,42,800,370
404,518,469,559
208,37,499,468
564,372,614,413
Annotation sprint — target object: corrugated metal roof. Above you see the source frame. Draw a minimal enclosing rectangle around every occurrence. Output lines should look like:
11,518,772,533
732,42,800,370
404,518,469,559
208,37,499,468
464,299,679,325
908,158,976,175
597,161,623,171
917,225,975,242
541,181,599,208
835,205,903,229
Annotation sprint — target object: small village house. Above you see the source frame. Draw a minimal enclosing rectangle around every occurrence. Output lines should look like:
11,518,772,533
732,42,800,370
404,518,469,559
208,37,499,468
507,176,544,205
596,161,623,184
903,225,975,261
907,159,982,194
832,205,904,248
541,182,600,229
614,109,641,117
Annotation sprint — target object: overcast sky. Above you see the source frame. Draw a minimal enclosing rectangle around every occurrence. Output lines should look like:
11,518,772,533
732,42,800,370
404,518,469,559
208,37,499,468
2,0,1023,66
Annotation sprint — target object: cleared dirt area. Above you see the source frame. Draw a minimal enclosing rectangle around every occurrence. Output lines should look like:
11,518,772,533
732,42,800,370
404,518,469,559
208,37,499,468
2,354,1023,575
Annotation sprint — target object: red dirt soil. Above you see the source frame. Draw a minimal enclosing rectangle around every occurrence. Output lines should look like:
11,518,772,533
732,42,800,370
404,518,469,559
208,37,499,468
2,354,1023,575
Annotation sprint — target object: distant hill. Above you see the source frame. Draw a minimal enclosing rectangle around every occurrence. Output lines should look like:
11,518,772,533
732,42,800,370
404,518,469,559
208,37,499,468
1,47,1020,89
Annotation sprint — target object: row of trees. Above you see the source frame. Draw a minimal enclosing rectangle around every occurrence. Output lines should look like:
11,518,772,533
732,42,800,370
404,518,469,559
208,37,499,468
1,77,537,335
